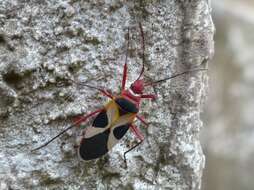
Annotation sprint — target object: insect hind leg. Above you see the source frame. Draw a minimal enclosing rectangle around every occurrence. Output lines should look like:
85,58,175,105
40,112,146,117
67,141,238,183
136,115,149,127
123,141,143,164
124,124,144,165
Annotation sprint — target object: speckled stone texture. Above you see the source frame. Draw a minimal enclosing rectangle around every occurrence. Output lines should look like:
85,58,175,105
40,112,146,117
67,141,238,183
0,0,214,189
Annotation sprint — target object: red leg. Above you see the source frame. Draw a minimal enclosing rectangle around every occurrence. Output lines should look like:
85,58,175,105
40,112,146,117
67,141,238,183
122,28,130,91
124,124,144,164
130,124,144,141
73,108,103,126
136,115,149,127
141,94,156,100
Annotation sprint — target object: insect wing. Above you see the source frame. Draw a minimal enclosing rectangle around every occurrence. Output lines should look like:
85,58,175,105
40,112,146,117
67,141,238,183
83,100,118,138
78,100,119,160
78,100,136,160
107,113,135,150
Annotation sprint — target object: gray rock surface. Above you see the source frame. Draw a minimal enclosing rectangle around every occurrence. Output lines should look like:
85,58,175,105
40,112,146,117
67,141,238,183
0,0,214,189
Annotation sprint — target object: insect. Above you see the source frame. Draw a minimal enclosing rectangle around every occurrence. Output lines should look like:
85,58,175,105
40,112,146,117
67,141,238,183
32,23,207,163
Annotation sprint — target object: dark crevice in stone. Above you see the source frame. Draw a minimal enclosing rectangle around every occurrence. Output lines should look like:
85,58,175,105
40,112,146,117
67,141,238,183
3,71,23,86
0,35,6,44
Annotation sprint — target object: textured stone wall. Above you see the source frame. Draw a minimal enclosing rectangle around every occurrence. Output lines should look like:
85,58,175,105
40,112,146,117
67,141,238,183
0,0,214,189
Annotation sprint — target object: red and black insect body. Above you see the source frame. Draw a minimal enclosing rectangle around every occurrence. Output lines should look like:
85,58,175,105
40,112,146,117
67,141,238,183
32,23,207,162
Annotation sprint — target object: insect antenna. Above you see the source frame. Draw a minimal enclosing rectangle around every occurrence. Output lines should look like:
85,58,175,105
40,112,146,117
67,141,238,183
31,124,75,152
144,68,208,87
136,22,145,81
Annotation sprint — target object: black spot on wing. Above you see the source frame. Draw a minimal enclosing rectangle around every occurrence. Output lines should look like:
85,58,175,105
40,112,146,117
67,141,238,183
92,110,108,128
115,98,138,114
113,124,130,140
79,129,110,160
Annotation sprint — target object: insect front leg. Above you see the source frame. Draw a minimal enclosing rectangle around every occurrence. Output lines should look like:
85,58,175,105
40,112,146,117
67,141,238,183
124,124,144,164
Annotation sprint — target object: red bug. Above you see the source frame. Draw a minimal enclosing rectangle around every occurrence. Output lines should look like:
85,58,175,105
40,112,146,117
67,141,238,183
32,23,207,162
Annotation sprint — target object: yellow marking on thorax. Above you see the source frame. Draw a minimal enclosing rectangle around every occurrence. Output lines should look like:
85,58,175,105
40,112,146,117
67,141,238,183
104,99,136,129
105,99,137,150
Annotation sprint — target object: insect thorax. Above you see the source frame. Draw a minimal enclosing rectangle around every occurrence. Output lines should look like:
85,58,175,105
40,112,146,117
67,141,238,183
114,96,139,115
